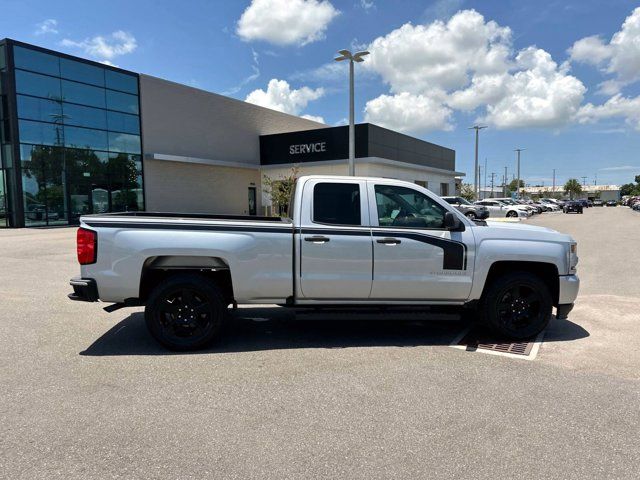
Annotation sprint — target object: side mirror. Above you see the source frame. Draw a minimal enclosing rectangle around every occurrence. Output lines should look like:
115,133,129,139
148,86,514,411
444,211,465,231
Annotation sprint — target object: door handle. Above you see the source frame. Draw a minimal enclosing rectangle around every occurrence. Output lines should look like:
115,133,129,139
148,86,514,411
376,237,401,245
304,236,330,243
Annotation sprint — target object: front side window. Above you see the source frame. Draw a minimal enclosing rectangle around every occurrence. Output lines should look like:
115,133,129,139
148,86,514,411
313,182,361,225
375,184,445,229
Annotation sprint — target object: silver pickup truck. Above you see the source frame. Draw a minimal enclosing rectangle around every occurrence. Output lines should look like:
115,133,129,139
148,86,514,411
69,175,579,350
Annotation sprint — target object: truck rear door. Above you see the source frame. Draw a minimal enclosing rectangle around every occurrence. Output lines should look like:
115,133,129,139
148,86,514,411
297,179,372,299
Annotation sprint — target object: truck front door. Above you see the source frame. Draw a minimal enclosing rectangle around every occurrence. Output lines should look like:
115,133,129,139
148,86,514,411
367,182,474,301
297,179,372,299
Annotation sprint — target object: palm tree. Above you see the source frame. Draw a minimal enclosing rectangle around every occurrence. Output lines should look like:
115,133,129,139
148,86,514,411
564,178,582,200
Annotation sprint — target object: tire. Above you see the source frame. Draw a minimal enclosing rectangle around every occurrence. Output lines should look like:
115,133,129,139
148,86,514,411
465,212,477,220
480,271,552,339
145,274,228,351
506,210,518,218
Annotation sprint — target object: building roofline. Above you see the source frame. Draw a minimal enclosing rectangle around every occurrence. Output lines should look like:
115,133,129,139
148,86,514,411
1,37,138,76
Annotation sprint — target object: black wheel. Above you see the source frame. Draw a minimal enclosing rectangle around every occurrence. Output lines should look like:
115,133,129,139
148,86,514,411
480,271,552,339
506,210,518,218
465,212,477,220
145,274,228,351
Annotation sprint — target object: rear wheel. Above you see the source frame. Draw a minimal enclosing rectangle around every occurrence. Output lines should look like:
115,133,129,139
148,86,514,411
480,271,552,339
145,274,228,351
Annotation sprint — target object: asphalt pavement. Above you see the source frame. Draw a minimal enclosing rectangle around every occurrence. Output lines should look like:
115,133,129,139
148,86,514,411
0,207,638,479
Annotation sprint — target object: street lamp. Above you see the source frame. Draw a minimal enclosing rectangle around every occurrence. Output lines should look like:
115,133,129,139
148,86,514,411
335,49,369,176
469,125,487,199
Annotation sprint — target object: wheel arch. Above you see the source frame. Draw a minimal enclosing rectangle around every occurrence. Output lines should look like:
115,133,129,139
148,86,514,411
139,256,235,305
480,260,560,306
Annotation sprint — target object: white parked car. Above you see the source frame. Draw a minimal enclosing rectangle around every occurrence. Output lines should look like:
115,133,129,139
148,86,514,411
69,175,578,350
474,199,530,218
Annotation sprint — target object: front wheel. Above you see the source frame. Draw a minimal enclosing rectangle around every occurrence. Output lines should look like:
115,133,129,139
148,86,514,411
465,212,477,220
145,274,228,351
480,271,552,339
506,211,518,218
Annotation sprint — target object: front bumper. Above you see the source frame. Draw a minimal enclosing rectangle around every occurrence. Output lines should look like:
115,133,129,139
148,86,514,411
558,274,580,305
68,277,99,302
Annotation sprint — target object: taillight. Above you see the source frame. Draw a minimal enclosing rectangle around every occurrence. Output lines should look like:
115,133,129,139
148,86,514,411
77,228,97,265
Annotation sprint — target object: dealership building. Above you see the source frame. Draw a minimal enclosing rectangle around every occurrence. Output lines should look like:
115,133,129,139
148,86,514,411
0,39,463,227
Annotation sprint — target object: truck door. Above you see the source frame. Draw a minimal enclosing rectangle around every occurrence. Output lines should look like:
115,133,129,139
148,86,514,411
367,181,474,301
297,179,372,299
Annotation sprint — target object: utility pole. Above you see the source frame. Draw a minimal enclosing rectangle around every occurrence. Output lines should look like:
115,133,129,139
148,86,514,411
504,166,508,197
515,148,525,199
552,168,556,195
581,176,587,186
478,164,482,199
469,125,487,199
484,158,487,197
490,172,496,198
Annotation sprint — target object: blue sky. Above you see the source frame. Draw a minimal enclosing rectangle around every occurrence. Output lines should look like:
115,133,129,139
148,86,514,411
2,0,640,186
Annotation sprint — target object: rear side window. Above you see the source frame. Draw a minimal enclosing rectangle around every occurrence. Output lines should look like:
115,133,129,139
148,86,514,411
313,183,361,225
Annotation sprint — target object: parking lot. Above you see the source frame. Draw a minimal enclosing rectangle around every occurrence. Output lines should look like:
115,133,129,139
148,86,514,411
1,207,639,479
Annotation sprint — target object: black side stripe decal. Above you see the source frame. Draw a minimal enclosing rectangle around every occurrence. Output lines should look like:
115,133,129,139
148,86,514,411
84,223,467,270
372,231,467,270
83,221,293,234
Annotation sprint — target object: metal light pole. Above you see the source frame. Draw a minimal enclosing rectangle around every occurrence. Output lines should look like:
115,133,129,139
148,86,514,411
515,148,525,199
469,126,487,199
335,49,369,176
552,168,556,195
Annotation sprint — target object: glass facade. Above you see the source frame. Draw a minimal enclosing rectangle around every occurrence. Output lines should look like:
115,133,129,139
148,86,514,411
1,40,144,227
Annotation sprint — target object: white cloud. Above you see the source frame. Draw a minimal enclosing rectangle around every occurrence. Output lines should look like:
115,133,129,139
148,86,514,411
578,94,640,130
60,31,137,61
35,19,58,36
366,10,512,94
569,7,640,93
301,114,325,123
237,0,339,46
363,9,585,132
364,92,454,133
360,0,375,12
598,165,640,172
245,79,324,118
478,48,586,129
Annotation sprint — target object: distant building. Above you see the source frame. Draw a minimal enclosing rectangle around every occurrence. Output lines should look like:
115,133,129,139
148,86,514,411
523,185,621,201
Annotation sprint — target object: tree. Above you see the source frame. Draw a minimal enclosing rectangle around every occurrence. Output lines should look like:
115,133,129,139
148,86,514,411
564,178,582,199
508,179,524,193
460,183,476,201
262,166,299,217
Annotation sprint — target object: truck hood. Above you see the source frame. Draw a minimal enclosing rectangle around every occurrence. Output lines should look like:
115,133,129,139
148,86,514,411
477,220,574,243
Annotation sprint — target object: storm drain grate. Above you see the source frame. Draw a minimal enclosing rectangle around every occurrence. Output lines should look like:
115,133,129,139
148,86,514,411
451,327,543,360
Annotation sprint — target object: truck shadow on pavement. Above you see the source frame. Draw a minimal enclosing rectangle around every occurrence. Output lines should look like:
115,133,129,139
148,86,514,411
80,307,590,356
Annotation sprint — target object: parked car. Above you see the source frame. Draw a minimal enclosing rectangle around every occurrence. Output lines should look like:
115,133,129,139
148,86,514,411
474,199,530,218
593,199,604,207
563,201,584,214
577,199,590,208
441,196,490,220
605,200,618,207
69,175,579,350
494,198,537,215
632,202,640,211
538,199,561,211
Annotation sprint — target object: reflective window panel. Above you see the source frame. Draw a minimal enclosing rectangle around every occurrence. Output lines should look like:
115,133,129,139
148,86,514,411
106,90,139,114
17,95,63,123
15,70,61,99
63,103,108,130
106,110,140,134
105,69,138,94
64,126,109,151
61,79,106,109
13,46,60,76
60,58,105,87
19,120,61,146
